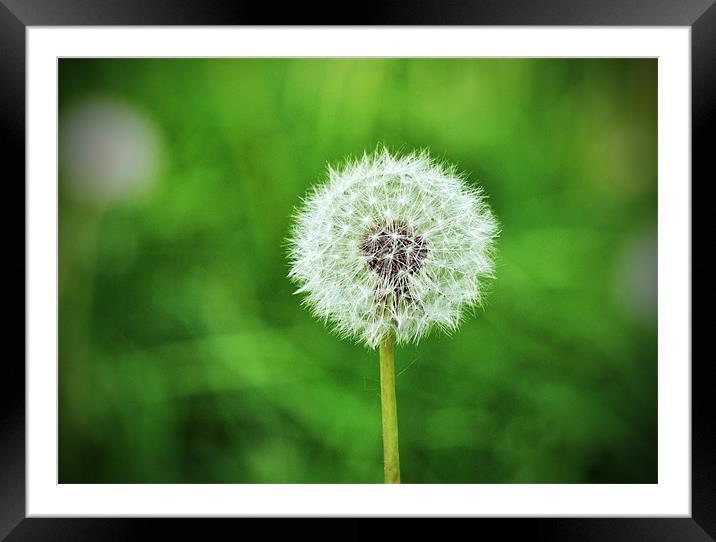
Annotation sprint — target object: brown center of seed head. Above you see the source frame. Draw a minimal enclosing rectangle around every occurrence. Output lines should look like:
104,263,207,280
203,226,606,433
360,220,428,285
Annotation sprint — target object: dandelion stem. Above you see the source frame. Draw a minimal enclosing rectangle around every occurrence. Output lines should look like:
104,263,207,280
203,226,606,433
379,332,401,484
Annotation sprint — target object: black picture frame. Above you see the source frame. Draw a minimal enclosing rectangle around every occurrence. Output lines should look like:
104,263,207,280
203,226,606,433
3,1,710,539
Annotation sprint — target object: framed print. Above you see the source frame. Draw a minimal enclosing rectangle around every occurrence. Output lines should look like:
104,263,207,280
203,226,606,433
4,0,711,539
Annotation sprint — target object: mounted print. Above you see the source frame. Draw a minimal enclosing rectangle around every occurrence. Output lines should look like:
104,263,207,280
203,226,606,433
8,9,707,537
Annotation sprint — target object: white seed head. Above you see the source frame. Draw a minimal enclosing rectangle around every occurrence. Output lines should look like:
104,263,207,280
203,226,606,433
287,148,498,348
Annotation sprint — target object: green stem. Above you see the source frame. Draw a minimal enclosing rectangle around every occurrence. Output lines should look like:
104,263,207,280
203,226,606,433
379,332,401,484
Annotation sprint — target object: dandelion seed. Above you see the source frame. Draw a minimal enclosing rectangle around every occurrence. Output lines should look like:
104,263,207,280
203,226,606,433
287,148,498,348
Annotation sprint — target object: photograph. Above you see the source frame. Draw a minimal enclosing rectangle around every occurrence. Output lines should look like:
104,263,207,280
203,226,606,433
57,57,658,485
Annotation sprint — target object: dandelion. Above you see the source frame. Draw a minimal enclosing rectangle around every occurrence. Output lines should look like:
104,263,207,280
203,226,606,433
58,98,161,426
60,98,160,203
287,148,498,483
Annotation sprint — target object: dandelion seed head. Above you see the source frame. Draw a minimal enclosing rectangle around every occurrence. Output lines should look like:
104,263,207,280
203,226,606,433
287,148,499,348
59,98,160,203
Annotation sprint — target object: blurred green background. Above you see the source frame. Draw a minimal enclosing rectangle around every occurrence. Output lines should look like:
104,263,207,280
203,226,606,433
58,58,657,484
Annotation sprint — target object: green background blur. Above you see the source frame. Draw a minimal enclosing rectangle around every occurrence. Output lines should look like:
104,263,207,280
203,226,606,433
58,58,657,484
